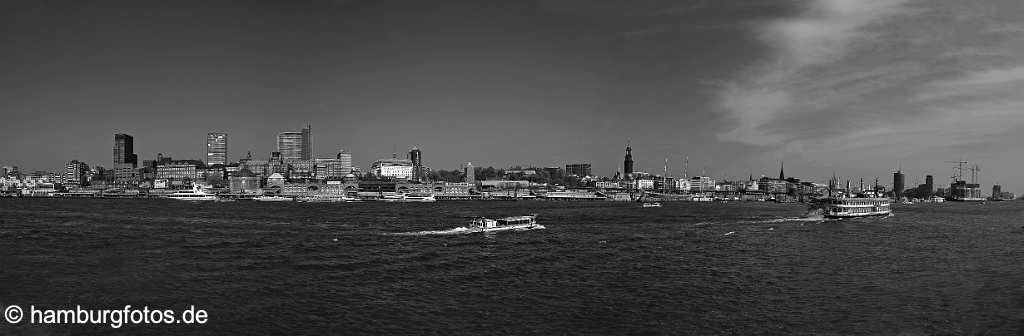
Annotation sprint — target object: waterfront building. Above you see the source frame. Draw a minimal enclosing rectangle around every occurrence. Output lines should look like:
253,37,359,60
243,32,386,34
675,178,691,192
277,125,311,161
758,177,789,195
199,166,226,184
267,173,286,188
409,147,423,182
228,169,261,194
315,154,353,181
636,179,655,190
565,163,592,177
286,159,316,180
206,133,228,166
113,133,138,183
893,170,905,198
240,159,269,180
268,152,287,175
689,176,716,192
993,185,1002,198
156,161,202,186
623,143,634,178
64,160,89,188
372,156,414,180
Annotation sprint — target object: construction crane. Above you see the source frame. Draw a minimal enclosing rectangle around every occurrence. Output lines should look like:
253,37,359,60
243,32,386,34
945,160,969,182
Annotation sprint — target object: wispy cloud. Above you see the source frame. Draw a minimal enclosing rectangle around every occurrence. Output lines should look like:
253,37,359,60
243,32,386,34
716,0,1024,167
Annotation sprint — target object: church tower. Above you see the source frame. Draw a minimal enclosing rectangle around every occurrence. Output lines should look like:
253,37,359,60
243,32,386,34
623,141,634,178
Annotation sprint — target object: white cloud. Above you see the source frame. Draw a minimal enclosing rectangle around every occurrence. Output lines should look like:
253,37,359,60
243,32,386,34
717,0,911,146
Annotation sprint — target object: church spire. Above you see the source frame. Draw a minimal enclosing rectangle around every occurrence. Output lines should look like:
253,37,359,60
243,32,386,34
779,161,785,180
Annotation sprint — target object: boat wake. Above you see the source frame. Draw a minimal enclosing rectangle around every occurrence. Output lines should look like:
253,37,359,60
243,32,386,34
695,215,827,227
383,224,547,236
739,216,826,224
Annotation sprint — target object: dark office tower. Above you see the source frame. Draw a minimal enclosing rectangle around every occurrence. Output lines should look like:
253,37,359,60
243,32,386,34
893,170,905,198
206,133,228,166
408,147,422,182
113,133,138,182
779,161,786,180
925,175,934,195
623,143,634,177
993,185,1002,198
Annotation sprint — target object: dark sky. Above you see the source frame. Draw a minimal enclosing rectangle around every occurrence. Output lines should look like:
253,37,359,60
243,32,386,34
3,0,1023,193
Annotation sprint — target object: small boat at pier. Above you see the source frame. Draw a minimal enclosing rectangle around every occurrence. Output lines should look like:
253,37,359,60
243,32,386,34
166,184,218,201
254,195,293,202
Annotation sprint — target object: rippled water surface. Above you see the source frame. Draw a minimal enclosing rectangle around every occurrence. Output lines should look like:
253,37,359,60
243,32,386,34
2,199,1024,335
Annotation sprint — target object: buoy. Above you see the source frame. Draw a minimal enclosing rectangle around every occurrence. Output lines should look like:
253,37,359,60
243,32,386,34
332,238,338,242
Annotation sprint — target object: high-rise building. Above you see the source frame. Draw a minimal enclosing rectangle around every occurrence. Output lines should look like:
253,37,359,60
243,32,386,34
408,147,423,182
113,133,138,183
206,133,228,166
925,175,934,195
893,170,905,198
565,163,592,177
993,185,1002,198
465,162,475,183
64,160,89,188
623,143,633,178
277,125,311,161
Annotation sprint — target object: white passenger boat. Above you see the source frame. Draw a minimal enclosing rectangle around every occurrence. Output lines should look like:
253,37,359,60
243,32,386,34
642,202,662,208
166,184,218,201
466,214,543,233
402,193,436,202
813,195,892,219
253,195,293,202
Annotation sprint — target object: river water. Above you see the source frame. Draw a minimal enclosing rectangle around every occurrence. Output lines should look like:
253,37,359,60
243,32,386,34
1,199,1023,335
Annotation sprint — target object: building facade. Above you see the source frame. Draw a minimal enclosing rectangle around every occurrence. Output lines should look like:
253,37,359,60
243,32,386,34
565,163,592,177
113,133,138,183
409,147,423,182
64,160,89,188
277,125,311,161
893,170,905,198
372,158,414,180
206,132,228,166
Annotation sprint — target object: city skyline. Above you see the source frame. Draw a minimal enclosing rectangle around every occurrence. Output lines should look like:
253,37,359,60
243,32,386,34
3,1,1024,193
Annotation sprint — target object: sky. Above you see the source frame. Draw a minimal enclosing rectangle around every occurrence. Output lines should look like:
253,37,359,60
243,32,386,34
2,0,1023,193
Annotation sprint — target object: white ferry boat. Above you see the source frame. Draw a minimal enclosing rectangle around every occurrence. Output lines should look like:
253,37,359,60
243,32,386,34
254,195,293,202
166,184,218,201
814,195,892,219
642,202,662,208
402,193,437,202
466,214,543,233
